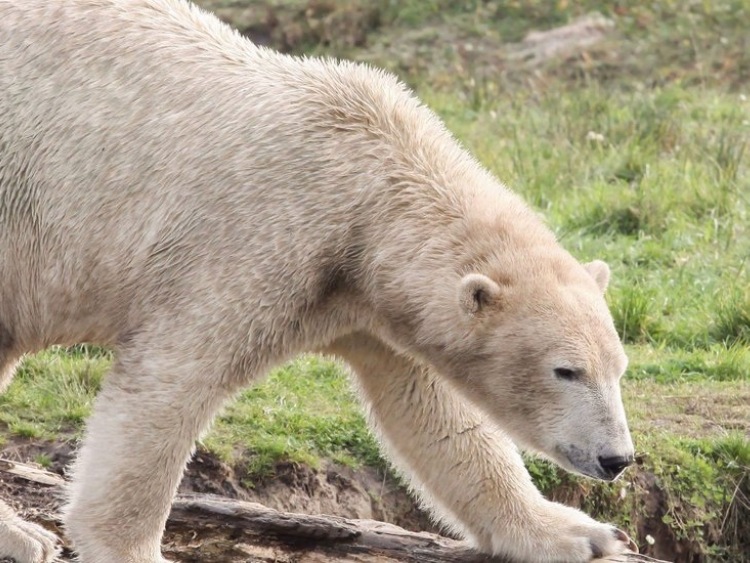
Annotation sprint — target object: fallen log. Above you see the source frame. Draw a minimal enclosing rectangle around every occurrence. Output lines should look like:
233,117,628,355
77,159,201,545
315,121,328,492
0,458,65,487
1,458,668,563
167,493,500,562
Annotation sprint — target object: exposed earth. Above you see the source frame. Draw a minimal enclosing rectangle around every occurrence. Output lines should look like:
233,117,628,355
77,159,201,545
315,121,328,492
1,439,439,562
0,437,715,563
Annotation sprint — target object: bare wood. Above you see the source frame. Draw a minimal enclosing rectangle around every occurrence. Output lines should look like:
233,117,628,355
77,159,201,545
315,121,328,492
0,458,65,487
1,459,668,563
166,495,665,563
167,493,499,562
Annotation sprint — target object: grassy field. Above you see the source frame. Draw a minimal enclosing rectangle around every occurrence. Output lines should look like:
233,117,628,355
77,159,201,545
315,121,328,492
1,1,749,561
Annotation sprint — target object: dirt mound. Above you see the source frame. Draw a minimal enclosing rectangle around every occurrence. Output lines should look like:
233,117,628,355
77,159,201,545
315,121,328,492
180,449,438,535
0,438,433,533
200,0,380,53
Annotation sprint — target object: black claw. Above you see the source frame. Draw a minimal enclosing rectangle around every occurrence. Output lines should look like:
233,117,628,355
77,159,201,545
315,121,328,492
612,528,639,553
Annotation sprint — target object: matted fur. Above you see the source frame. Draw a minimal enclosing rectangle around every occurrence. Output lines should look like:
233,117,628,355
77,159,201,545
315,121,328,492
1,1,634,561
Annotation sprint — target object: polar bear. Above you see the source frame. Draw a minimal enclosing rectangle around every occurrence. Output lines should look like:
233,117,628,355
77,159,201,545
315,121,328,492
0,0,637,561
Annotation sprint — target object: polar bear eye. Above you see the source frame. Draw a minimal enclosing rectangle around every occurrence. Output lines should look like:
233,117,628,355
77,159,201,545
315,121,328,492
553,367,580,381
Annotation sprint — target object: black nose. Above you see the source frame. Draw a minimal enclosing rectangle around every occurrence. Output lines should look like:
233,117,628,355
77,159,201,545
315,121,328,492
598,455,634,478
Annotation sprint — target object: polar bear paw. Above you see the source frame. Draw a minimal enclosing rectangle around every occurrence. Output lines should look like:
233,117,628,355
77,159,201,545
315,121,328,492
0,517,61,563
569,521,637,561
487,501,637,563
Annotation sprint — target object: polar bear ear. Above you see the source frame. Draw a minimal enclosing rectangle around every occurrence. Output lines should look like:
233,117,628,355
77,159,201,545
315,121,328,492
458,273,503,316
584,260,611,293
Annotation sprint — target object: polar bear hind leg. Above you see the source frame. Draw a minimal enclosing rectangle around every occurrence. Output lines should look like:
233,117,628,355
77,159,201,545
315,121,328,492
0,339,61,563
0,500,60,563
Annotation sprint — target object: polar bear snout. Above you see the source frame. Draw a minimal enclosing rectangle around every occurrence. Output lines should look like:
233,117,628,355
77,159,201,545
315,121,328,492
597,454,634,480
559,440,635,481
555,395,635,481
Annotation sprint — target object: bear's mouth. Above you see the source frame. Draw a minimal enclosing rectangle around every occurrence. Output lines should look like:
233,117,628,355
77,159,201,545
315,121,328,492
557,445,621,482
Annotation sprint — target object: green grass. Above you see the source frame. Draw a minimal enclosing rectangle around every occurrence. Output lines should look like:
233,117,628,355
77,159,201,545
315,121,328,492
1,0,749,559
425,86,748,354
0,352,381,477
203,356,382,481
0,349,106,438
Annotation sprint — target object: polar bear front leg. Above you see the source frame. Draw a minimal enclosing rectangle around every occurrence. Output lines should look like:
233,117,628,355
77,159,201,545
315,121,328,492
64,351,237,563
334,333,634,563
0,501,60,563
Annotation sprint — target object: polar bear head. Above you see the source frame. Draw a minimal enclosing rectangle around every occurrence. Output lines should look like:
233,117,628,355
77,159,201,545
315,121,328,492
447,257,634,481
